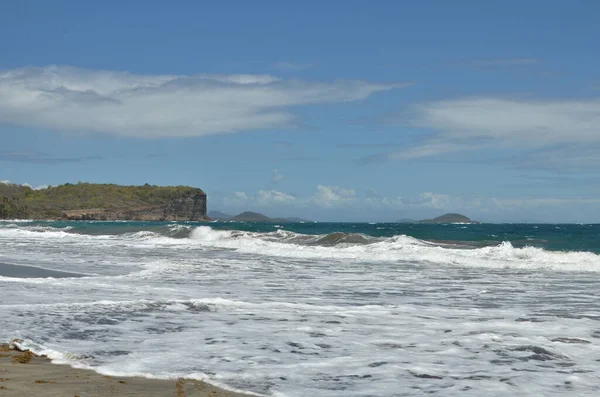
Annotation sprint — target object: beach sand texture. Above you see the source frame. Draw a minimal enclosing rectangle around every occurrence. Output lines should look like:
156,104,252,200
0,343,252,397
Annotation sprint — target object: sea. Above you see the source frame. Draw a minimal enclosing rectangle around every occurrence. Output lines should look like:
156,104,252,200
1,220,600,396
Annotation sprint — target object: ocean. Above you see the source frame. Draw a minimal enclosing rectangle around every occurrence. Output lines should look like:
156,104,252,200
1,220,600,396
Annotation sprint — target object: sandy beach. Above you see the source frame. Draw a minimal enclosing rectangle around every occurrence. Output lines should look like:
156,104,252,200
0,343,252,397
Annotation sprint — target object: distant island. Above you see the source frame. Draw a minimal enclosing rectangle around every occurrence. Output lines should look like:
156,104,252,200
0,182,207,221
395,213,477,224
208,210,310,223
417,213,478,224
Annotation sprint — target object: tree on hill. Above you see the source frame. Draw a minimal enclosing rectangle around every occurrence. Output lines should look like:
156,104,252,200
0,197,29,219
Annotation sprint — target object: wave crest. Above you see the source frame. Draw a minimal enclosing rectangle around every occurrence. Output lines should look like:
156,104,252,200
2,223,599,272
187,227,600,272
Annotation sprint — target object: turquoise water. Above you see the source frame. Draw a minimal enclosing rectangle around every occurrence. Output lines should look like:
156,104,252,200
9,220,600,253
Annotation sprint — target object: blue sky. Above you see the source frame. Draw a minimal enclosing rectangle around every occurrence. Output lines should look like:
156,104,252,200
1,0,600,222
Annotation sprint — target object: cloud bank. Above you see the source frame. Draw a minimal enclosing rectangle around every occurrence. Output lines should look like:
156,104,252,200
384,97,600,161
0,65,406,138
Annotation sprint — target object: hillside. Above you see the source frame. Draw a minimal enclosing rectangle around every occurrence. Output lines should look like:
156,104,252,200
224,211,309,223
230,211,283,222
419,213,477,224
0,182,207,221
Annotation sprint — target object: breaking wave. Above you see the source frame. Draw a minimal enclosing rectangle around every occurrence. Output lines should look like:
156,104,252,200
1,223,599,272
185,227,600,271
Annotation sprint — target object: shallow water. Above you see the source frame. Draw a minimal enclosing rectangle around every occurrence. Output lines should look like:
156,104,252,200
1,221,600,396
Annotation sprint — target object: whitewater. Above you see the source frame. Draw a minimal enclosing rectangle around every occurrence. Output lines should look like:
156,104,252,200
1,221,600,396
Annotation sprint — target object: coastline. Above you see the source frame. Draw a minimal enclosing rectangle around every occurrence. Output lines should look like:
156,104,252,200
0,343,255,397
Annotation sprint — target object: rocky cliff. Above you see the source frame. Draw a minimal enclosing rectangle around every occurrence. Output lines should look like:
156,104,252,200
0,182,207,221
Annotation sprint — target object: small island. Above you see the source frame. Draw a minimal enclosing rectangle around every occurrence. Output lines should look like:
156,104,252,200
208,210,309,223
0,182,207,221
418,213,478,224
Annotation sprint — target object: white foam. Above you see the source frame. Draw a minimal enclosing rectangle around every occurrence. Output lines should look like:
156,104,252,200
11,339,267,396
3,220,600,397
3,222,600,395
2,223,599,272
185,227,600,272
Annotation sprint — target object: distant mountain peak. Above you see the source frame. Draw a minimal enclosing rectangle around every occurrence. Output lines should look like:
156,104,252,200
419,213,478,224
210,211,311,223
231,211,273,222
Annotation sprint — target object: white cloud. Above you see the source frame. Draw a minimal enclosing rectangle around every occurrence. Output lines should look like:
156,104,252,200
0,180,10,184
221,191,249,208
399,192,452,209
389,142,480,160
412,98,600,144
310,185,357,208
256,190,296,206
272,169,285,183
389,97,600,160
217,185,359,210
233,192,248,199
363,192,478,212
0,65,406,138
217,189,296,212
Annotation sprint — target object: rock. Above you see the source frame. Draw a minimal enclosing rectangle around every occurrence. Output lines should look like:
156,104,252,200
551,337,591,344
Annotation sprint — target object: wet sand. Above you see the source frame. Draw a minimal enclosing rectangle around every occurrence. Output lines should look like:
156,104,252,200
0,343,253,397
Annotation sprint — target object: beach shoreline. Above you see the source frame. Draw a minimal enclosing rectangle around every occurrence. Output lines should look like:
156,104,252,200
0,343,255,397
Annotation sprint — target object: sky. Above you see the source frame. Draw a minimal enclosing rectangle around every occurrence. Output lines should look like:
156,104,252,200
1,0,600,222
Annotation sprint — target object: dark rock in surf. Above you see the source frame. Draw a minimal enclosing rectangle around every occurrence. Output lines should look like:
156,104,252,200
551,337,591,344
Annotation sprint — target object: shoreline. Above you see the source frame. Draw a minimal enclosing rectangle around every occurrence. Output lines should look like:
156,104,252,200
0,342,256,397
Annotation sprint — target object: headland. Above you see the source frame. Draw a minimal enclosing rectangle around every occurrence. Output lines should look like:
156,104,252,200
0,182,207,221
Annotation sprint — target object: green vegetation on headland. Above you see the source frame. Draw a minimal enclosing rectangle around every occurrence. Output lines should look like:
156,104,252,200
0,182,207,221
0,196,29,219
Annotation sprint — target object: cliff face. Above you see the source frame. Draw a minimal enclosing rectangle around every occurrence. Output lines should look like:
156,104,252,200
0,183,208,221
62,195,207,221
